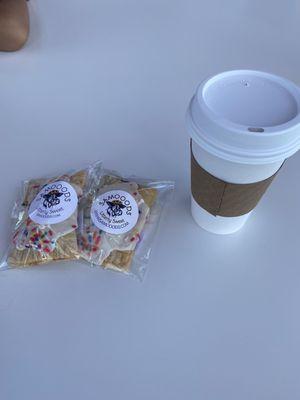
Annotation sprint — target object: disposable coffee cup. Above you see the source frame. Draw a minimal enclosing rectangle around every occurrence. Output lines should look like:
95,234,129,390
186,70,300,234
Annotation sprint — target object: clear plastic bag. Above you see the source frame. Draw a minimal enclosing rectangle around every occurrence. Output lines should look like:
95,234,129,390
1,163,98,269
77,168,174,280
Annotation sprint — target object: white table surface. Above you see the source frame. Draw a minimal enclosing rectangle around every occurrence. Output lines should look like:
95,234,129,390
1,1,300,399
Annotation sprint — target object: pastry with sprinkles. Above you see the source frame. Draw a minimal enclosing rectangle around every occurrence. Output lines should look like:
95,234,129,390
1,162,174,279
5,169,88,267
77,172,158,274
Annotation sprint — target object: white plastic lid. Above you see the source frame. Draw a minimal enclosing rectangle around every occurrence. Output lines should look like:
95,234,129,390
186,70,300,164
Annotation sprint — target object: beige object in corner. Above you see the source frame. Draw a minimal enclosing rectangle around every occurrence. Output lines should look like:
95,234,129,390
0,0,29,51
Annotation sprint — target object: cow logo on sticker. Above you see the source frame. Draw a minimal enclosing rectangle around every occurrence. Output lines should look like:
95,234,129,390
106,199,127,217
42,190,63,208
29,180,78,225
91,190,139,234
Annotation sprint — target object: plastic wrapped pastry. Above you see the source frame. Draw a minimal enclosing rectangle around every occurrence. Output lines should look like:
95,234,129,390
77,169,174,279
1,165,95,268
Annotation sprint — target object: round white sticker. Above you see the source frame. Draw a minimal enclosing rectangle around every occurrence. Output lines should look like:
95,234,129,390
91,190,139,234
28,180,78,225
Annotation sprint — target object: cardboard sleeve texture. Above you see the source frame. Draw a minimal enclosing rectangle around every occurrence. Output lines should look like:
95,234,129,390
191,146,281,217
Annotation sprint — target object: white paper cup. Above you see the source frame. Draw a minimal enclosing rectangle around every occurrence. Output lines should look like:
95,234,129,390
186,70,300,234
